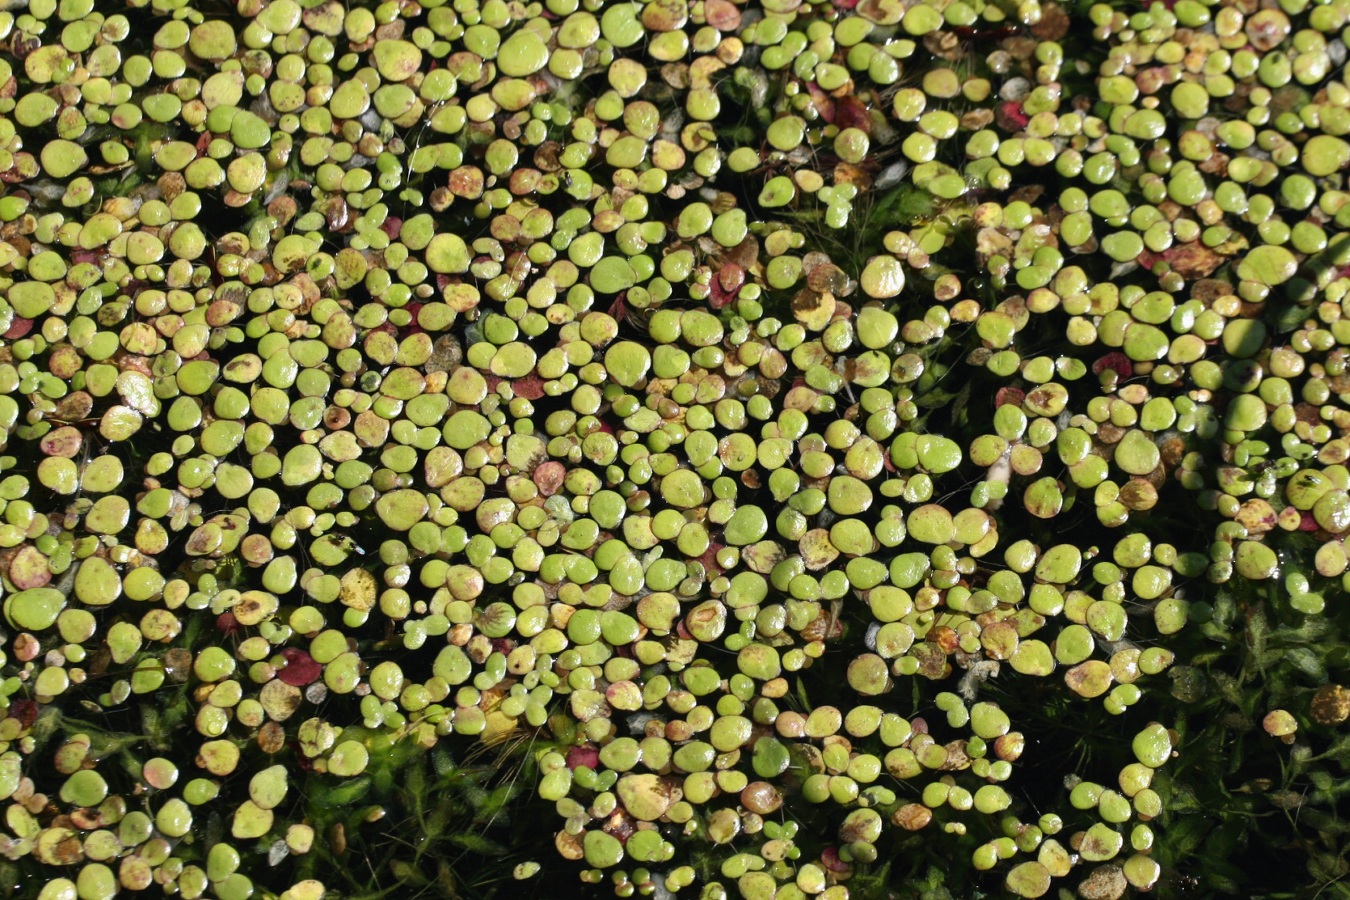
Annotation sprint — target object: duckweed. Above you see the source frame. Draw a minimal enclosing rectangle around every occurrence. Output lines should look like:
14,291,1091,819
0,0,1344,895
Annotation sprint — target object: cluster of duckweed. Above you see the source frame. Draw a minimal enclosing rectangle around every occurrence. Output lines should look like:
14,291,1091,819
0,0,1347,894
